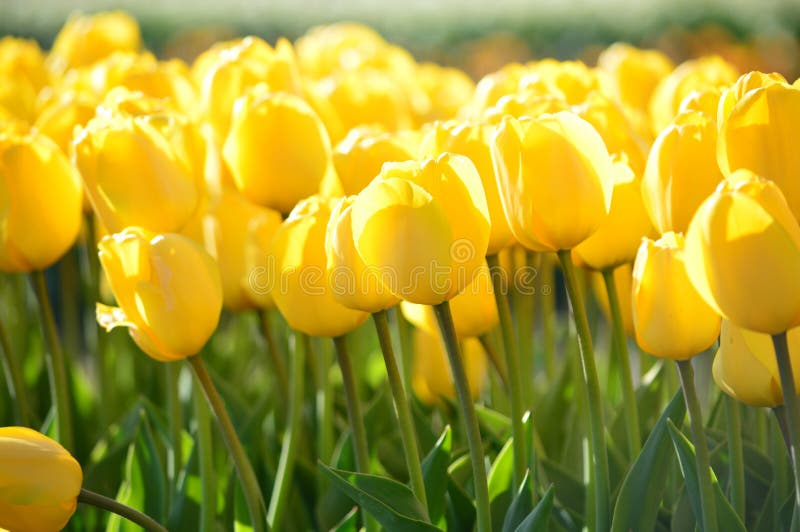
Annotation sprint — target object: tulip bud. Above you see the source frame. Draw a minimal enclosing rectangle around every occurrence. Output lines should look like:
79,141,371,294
48,11,141,74
596,43,674,115
0,132,83,272
412,329,487,406
0,37,48,122
0,427,83,532
685,170,800,334
483,91,568,123
414,63,475,122
717,71,787,125
333,125,417,195
97,227,223,362
491,112,615,252
295,22,397,79
521,59,603,105
34,90,97,157
462,63,530,119
632,232,721,359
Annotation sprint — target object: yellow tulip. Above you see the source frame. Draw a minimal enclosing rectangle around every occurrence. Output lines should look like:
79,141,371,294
483,91,568,123
632,232,721,359
491,112,614,252
596,43,674,115
222,87,335,214
414,62,475,123
74,90,206,233
0,132,83,272
522,59,603,105
717,71,787,124
573,158,656,270
0,37,48,122
350,153,490,304
641,110,723,234
462,63,530,118
412,329,487,406
270,195,369,337
676,87,721,117
685,170,800,334
97,227,223,362
34,90,97,156
0,427,82,532
717,81,800,222
333,125,417,195
48,11,141,74
591,263,635,338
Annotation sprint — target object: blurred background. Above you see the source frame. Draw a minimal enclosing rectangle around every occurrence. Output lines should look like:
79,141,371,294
2,0,800,79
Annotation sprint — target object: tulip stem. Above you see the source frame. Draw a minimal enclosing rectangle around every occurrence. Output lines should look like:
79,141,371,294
165,363,183,505
316,340,334,491
602,267,641,459
192,371,216,532
477,333,508,389
260,310,289,405
373,309,429,513
188,356,267,532
541,257,556,379
434,301,492,532
79,488,167,532
267,330,306,531
556,250,609,532
0,314,31,426
333,335,379,532
32,270,74,452
487,252,527,491
675,359,718,532
771,331,800,521
724,395,745,521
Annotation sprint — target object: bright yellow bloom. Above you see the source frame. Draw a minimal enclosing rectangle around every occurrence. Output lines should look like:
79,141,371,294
677,87,722,117
632,232,721,360
0,132,83,272
412,329,487,406
34,90,97,156
483,91,568,123
522,59,603,105
591,263,635,338
0,427,82,532
414,63,475,123
717,71,787,124
0,37,49,122
491,112,614,252
48,11,141,74
333,125,417,195
270,196,369,337
685,170,800,334
462,63,530,118
97,227,223,362
596,43,674,114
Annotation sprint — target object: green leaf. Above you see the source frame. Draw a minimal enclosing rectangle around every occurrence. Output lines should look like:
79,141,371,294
446,475,476,532
611,390,686,532
331,506,359,532
489,438,516,502
321,464,439,532
234,485,254,532
515,485,555,532
502,471,533,532
475,404,512,441
165,442,201,532
421,426,452,529
539,458,584,520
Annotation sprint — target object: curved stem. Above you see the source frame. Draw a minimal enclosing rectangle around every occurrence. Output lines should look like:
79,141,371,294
192,372,216,532
260,310,289,404
487,253,527,491
188,356,266,532
0,314,31,425
434,301,492,532
267,330,306,531
602,267,641,459
32,270,73,452
373,310,428,513
724,395,745,521
79,488,167,532
556,250,609,532
676,359,718,532
772,331,800,523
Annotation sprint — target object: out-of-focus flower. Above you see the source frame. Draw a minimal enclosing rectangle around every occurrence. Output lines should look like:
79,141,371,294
591,262,635,337
632,232,721,359
333,125,417,195
97,227,223,362
412,329,487,406
0,37,49,122
461,63,530,119
414,63,475,123
483,91,567,123
0,427,82,532
34,90,97,156
520,59,603,105
0,132,83,272
676,87,722,117
685,170,800,334
596,43,674,115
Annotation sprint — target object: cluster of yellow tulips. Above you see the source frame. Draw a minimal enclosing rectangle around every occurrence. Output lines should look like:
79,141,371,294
2,9,800,532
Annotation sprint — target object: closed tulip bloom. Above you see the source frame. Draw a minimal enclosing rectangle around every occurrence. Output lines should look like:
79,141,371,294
573,158,656,270
414,63,475,123
676,87,722,117
717,81,800,222
484,91,568,123
34,90,97,156
412,329,487,406
596,43,674,114
491,112,615,252
97,227,223,362
521,59,603,105
0,38,48,121
642,110,723,234
462,63,530,118
632,232,721,359
48,11,141,74
685,170,800,334
333,125,417,195
0,132,83,272
223,88,335,214
717,71,786,124
0,427,82,532
351,153,490,304
591,263,635,337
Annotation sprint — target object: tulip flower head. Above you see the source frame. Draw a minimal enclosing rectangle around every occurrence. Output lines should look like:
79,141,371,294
412,329,487,406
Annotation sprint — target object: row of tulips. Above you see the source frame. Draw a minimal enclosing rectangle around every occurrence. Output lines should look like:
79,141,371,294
2,9,800,532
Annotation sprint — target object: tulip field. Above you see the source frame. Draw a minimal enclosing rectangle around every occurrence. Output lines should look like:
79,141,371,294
4,8,800,532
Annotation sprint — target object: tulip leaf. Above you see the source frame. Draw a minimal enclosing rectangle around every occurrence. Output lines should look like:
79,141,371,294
502,470,533,532
475,404,512,441
611,390,686,532
421,425,452,529
166,442,201,531
446,475,476,532
321,464,439,531
489,437,515,502
539,457,584,520
331,506,359,532
515,485,555,532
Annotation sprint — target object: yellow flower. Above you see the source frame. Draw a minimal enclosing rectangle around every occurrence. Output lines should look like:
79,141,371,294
34,90,97,156
491,112,614,252
412,329,487,406
0,132,83,272
48,11,141,74
685,170,800,334
591,263,635,338
642,111,723,234
333,125,417,195
483,91,568,123
0,37,49,122
522,59,603,105
350,153,490,304
573,158,656,270
462,63,530,119
222,87,336,214
270,196,369,337
97,227,223,362
414,63,475,123
632,232,721,360
717,71,787,124
596,43,674,115
0,427,82,532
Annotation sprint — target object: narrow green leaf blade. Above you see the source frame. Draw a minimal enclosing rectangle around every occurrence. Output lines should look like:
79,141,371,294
421,425,452,529
515,486,555,532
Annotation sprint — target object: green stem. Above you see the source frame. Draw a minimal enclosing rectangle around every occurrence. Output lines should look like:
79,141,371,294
0,314,31,425
433,301,492,532
373,310,428,513
32,270,73,452
724,395,745,521
676,359,718,532
79,488,167,531
260,310,289,404
317,340,334,490
487,253,527,491
192,373,216,532
541,257,556,380
165,363,183,506
556,250,609,532
772,331,800,522
602,267,641,459
477,333,508,389
267,330,305,531
188,356,266,532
